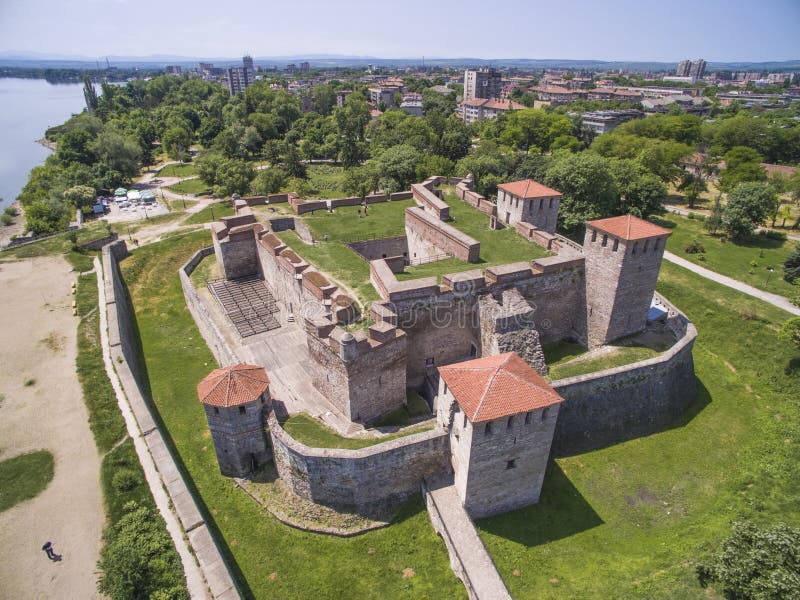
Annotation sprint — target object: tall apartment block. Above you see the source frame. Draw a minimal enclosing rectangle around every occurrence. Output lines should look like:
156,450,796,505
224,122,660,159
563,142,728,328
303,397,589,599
463,68,502,101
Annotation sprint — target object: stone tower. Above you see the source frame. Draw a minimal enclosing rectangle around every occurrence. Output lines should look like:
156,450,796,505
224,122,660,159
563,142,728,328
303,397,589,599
197,363,272,477
437,352,563,518
496,179,562,234
583,214,671,348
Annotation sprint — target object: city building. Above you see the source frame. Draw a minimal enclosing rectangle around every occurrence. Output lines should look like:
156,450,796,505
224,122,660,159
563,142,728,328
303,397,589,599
286,63,298,74
165,65,182,75
676,59,706,79
368,85,401,107
581,109,644,134
460,98,525,124
227,55,256,96
243,55,255,72
464,68,502,101
400,92,424,116
335,90,353,106
300,61,310,73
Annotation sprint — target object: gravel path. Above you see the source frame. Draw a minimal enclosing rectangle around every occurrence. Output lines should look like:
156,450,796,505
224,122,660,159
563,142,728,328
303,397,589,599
664,251,800,316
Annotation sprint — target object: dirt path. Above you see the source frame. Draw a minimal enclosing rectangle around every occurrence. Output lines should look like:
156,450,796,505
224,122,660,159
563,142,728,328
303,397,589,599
0,257,104,599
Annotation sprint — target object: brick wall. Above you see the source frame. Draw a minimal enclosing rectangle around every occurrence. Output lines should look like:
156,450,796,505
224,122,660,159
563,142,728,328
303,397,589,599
347,236,408,261
405,207,480,263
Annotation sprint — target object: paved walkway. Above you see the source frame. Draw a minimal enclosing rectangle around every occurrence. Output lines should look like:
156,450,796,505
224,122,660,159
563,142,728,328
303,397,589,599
0,258,104,599
424,475,511,600
664,251,800,316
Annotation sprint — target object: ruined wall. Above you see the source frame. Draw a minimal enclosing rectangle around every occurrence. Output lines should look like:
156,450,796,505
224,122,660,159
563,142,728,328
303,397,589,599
412,183,450,220
179,247,240,367
216,229,261,279
256,241,326,320
478,289,546,374
405,207,480,263
551,307,697,455
347,236,408,261
268,412,450,514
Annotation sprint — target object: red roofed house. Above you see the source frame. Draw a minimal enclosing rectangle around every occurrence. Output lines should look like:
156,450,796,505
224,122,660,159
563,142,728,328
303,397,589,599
198,363,272,476
584,215,672,347
460,98,526,124
438,352,564,517
496,179,562,234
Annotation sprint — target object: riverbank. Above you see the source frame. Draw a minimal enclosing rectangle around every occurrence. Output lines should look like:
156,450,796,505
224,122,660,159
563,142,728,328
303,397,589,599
0,201,26,248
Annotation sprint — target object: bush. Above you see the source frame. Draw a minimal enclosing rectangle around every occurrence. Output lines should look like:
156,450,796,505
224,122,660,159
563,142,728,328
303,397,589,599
1,214,12,226
112,468,140,492
3,205,18,217
783,245,800,284
697,521,800,599
97,501,189,599
759,229,787,241
685,240,706,254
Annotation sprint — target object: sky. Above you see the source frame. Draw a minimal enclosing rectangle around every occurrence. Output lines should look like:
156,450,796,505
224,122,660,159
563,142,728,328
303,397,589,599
0,0,798,63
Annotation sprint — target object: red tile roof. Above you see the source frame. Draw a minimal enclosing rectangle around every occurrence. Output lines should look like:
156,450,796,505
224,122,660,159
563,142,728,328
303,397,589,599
498,179,561,199
438,353,563,423
197,364,270,408
586,214,671,241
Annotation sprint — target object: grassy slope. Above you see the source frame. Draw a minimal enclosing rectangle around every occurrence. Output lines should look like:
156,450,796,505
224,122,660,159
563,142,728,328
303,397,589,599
119,230,464,600
158,163,200,178
479,261,800,598
0,451,54,512
282,414,433,450
0,220,109,272
168,178,210,195
657,213,799,298
184,202,235,225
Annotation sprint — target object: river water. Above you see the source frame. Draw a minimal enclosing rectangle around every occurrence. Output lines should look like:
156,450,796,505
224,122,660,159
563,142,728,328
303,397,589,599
0,78,86,210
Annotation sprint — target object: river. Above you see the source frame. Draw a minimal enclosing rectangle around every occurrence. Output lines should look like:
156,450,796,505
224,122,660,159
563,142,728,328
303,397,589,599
0,78,86,210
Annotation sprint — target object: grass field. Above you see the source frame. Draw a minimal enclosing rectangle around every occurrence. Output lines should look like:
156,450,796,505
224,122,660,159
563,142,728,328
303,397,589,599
656,213,799,298
478,261,800,598
0,450,54,512
158,163,200,178
284,165,348,199
119,230,465,599
183,202,235,225
281,414,434,450
0,220,108,271
167,178,210,195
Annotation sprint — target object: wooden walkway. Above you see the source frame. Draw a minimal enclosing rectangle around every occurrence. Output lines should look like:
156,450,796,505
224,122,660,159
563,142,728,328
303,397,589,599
207,275,281,338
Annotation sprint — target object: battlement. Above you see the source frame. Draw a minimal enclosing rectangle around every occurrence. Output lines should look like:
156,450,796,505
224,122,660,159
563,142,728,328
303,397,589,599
412,182,451,220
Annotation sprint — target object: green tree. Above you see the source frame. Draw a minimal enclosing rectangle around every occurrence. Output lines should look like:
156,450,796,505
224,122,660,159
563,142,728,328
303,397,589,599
677,171,708,209
334,94,371,168
375,145,420,192
722,182,778,239
162,126,192,161
213,159,255,197
416,154,455,181
281,143,307,179
83,74,98,115
97,502,188,600
343,163,380,201
778,318,800,349
705,195,724,235
609,159,667,218
499,108,573,153
24,198,71,235
252,167,287,196
56,129,96,165
697,521,800,599
90,131,141,181
544,152,619,231
719,146,767,192
63,185,96,211
783,244,800,284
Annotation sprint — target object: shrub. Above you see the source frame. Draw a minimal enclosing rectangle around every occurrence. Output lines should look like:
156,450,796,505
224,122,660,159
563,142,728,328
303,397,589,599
0,214,12,226
4,205,18,217
112,468,140,492
685,240,706,254
759,229,787,241
697,521,800,598
784,245,800,284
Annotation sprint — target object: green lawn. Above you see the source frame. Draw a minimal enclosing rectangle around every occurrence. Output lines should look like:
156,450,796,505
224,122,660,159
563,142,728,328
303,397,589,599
302,199,413,241
284,164,349,199
0,451,54,512
158,163,199,178
655,213,799,298
167,178,210,195
282,413,434,450
478,260,800,598
372,391,432,427
183,202,235,225
119,231,464,599
0,220,108,271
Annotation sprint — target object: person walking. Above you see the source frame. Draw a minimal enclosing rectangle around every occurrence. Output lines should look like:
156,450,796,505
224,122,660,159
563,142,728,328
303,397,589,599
42,541,61,561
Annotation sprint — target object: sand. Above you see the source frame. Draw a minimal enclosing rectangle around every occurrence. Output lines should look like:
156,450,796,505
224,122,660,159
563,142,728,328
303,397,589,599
0,257,104,599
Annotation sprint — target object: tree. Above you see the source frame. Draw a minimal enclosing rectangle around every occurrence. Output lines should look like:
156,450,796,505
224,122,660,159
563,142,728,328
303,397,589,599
697,521,800,599
56,129,96,165
24,198,71,235
97,502,188,600
783,244,800,284
499,108,573,153
375,145,420,192
162,126,192,161
213,159,255,197
705,195,724,235
544,152,619,231
281,143,307,179
343,163,380,202
83,75,98,115
609,159,667,218
334,94,371,168
251,167,287,196
722,182,778,239
719,146,767,192
416,154,455,181
677,171,708,209
778,318,800,349
63,185,96,211
90,131,141,181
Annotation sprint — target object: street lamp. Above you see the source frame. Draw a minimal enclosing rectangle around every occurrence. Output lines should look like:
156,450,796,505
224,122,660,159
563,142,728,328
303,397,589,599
766,266,775,286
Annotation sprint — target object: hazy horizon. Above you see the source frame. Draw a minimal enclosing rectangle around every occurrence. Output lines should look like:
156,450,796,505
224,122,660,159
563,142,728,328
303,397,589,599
1,0,798,63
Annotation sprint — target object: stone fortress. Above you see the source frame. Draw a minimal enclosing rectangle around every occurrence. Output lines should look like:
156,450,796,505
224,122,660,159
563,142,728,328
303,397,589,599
182,173,697,581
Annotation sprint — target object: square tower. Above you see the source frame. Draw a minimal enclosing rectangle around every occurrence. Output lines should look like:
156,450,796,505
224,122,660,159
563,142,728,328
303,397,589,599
496,180,562,234
583,215,671,348
198,364,272,477
438,353,564,518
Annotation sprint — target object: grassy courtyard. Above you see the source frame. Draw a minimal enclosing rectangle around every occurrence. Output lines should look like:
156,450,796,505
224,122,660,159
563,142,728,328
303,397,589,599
281,413,434,450
167,178,210,196
119,230,465,599
478,261,800,598
655,213,799,298
158,163,200,178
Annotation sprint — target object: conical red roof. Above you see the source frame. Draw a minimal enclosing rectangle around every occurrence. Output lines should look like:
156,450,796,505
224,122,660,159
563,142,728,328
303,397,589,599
197,364,270,408
438,353,562,423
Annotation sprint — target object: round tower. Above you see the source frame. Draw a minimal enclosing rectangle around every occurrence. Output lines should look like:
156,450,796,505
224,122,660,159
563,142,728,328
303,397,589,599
197,363,271,477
